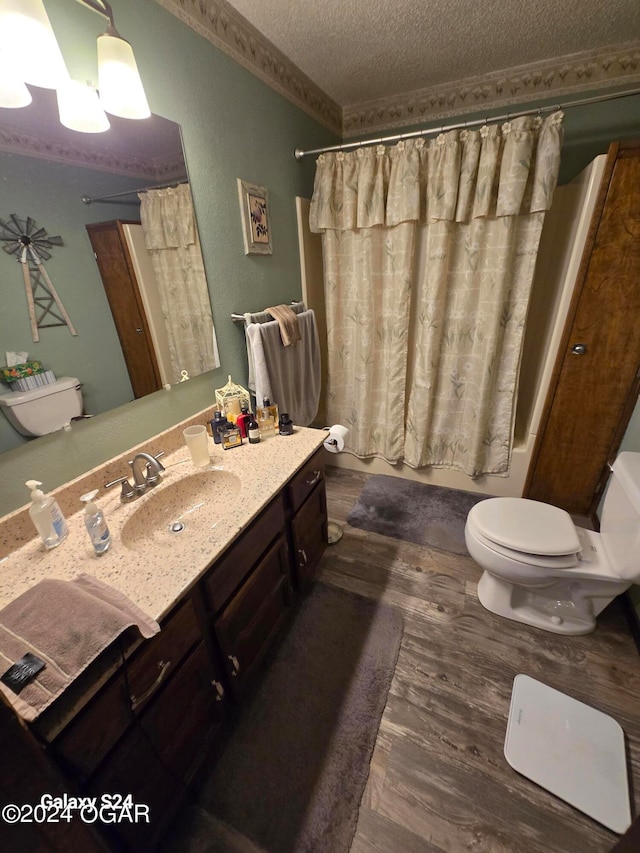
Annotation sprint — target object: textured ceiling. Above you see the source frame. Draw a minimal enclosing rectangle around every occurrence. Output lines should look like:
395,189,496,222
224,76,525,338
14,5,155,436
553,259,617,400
224,0,640,107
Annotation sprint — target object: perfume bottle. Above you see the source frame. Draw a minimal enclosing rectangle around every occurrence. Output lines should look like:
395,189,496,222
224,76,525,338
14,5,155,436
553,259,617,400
279,413,294,435
247,415,261,444
236,404,251,439
257,397,278,438
221,423,242,450
210,411,229,444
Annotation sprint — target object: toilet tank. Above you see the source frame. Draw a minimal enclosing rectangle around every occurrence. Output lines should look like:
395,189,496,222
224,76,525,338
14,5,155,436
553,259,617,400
600,452,640,580
0,377,83,437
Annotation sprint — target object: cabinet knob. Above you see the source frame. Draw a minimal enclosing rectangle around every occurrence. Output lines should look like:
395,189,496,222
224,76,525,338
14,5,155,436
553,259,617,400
571,343,587,355
228,655,240,676
212,680,225,701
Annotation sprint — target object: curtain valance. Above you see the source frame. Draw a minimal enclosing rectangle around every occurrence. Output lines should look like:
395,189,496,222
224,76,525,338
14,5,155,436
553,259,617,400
139,183,197,249
309,111,564,232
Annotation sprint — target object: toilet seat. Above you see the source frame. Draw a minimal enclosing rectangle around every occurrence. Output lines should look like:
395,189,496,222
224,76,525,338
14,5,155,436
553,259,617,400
467,521,580,569
468,498,581,557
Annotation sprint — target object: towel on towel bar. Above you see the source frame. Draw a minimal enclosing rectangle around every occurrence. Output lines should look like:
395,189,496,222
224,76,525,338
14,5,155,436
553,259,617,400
0,574,159,721
244,301,306,391
246,309,320,426
264,304,301,346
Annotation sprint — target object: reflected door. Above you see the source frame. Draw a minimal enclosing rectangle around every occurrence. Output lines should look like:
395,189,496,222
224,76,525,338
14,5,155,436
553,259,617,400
86,221,162,398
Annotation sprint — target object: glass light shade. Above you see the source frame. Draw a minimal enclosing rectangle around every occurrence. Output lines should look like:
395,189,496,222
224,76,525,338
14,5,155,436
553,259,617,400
97,33,150,119
0,0,68,89
57,79,110,134
0,52,32,107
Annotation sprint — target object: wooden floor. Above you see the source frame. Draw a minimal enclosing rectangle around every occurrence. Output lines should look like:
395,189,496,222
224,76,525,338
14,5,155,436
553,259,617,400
321,467,640,853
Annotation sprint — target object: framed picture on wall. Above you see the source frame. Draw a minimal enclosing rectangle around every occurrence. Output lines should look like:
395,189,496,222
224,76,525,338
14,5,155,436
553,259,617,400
237,178,272,255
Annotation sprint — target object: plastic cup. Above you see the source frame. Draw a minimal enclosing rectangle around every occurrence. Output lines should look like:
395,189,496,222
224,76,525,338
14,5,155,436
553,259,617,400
183,425,210,467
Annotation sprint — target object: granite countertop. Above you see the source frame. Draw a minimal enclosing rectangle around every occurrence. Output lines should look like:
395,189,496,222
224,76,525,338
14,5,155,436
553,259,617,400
0,411,325,623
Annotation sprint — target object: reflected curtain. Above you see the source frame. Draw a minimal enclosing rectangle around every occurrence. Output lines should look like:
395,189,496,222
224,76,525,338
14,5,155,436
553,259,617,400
138,183,219,382
310,112,563,476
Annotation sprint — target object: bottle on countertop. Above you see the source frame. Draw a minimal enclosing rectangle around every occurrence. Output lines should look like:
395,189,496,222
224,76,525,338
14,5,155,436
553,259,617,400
236,404,251,439
257,397,278,438
210,411,229,444
221,422,243,450
80,489,111,555
279,413,294,436
247,414,261,444
25,479,68,550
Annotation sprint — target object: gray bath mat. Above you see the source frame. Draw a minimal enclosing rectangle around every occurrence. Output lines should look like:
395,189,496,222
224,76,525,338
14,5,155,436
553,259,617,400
347,474,491,555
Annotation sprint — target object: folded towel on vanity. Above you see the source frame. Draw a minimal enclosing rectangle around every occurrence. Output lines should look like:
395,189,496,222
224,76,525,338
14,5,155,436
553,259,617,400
264,304,302,346
247,309,321,426
0,575,159,721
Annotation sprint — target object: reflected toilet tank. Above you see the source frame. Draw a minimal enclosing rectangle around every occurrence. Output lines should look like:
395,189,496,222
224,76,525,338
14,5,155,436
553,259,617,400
0,377,83,437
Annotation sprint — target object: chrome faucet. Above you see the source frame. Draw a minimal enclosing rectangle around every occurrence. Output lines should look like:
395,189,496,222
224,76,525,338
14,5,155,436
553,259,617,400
105,451,165,500
129,452,165,494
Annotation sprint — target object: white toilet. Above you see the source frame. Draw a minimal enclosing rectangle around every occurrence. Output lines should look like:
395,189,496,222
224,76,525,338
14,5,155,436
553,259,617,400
0,377,83,437
464,452,640,635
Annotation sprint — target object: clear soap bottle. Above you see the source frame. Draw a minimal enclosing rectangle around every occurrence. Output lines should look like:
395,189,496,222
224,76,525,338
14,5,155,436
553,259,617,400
80,489,111,554
25,480,68,550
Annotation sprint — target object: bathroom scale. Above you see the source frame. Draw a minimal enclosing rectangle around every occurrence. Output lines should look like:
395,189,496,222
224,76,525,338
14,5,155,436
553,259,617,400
504,674,631,834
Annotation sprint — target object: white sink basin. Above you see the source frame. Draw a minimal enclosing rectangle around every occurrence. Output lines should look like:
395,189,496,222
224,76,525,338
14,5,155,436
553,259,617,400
120,469,241,551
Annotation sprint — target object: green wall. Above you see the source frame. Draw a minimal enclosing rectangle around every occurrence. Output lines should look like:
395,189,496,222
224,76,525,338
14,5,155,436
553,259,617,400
0,0,337,515
0,0,638,516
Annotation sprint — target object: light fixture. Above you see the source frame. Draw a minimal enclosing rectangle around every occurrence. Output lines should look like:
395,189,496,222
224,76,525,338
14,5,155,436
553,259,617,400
83,0,150,120
0,0,150,132
0,0,68,89
57,79,110,133
0,51,32,109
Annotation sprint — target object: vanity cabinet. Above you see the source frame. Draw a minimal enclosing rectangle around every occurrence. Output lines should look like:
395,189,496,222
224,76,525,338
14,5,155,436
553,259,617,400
28,443,328,852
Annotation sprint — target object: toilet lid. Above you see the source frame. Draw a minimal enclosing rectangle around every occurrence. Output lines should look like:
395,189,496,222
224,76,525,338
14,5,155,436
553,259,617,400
469,498,581,556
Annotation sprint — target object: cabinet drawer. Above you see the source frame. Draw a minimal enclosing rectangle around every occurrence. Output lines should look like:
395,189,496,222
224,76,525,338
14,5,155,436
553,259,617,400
205,493,285,614
215,534,290,697
141,642,227,780
127,596,201,712
288,448,325,512
52,596,200,778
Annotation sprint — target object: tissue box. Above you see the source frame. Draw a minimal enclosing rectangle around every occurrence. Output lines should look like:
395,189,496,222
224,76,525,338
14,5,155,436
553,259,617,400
10,371,57,392
1,362,45,384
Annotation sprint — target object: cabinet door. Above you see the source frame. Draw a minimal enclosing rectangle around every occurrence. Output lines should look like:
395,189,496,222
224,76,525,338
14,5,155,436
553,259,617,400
89,726,180,853
214,535,290,698
290,482,328,590
140,642,227,781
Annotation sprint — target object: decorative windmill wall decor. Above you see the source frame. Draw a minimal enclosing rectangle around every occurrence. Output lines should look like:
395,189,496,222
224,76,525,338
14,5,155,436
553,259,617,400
0,214,77,343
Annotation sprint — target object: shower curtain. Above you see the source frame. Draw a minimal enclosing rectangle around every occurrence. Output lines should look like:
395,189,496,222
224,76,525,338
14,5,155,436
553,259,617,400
139,183,219,382
310,112,563,477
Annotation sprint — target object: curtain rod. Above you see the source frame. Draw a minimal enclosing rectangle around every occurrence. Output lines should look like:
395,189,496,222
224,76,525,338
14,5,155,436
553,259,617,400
293,86,640,160
81,180,188,205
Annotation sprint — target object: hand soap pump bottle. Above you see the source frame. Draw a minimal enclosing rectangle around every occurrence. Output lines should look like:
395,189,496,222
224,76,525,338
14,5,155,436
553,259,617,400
80,490,111,555
25,480,69,550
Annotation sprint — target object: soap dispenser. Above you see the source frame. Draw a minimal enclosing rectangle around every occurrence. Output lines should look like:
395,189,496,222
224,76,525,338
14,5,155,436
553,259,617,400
80,490,111,554
25,480,69,550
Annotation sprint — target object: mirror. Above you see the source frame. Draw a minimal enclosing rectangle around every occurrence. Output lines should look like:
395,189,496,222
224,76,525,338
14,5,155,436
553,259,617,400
0,86,217,454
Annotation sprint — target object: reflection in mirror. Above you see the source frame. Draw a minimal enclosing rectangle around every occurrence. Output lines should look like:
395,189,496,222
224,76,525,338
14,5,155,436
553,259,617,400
0,86,219,454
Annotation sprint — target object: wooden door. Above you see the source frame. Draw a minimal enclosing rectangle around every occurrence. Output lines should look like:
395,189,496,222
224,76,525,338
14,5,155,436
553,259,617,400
525,141,640,517
86,220,162,398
